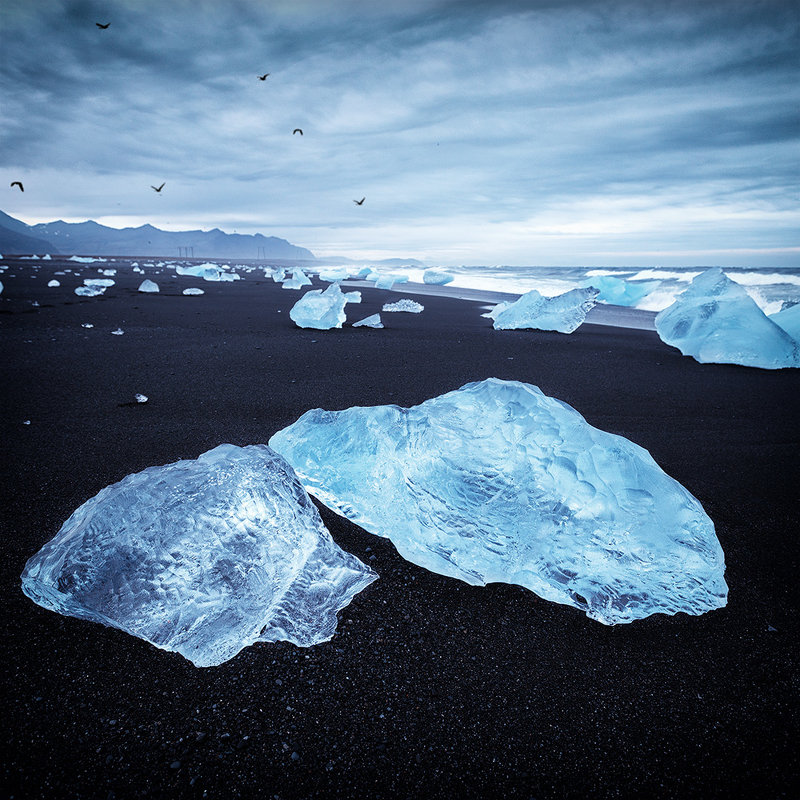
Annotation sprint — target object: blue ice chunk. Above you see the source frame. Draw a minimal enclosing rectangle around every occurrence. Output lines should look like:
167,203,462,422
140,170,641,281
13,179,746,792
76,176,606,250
353,267,373,279
282,269,312,290
271,268,287,282
317,267,351,282
353,313,383,328
270,379,727,625
423,269,455,285
490,287,598,332
769,303,800,343
138,279,160,293
289,282,360,329
655,268,799,369
20,444,376,667
374,274,396,290
585,276,659,306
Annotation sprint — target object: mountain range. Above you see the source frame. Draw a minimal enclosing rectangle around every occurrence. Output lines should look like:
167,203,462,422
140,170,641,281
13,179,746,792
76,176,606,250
0,210,314,260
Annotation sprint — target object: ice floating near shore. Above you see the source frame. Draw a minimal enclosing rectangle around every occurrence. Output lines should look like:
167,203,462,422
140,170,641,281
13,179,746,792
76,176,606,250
423,269,455,285
20,444,377,667
138,279,159,293
353,314,383,329
383,299,424,313
585,276,659,307
769,303,800,343
489,287,598,332
282,269,312,290
183,288,204,296
270,379,727,625
655,269,799,369
290,283,360,329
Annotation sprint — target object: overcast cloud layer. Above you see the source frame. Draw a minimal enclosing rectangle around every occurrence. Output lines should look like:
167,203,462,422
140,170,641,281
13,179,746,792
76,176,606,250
1,0,798,265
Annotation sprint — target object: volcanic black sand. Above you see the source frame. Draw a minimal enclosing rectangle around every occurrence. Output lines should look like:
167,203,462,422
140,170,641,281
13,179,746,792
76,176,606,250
1,258,797,799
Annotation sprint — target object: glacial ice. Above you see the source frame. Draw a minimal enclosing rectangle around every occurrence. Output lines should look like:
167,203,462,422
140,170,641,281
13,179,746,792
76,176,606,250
282,269,312,290
138,279,160,293
69,256,105,263
135,393,148,403
0,281,3,294
176,264,238,282
382,299,424,313
48,279,60,287
20,444,377,667
769,303,800,342
290,283,360,329
84,278,115,287
490,287,599,332
317,267,351,282
586,276,659,307
655,268,799,369
353,314,384,328
111,328,124,335
423,269,455,285
375,275,396,290
271,268,287,283
75,285,106,297
270,378,728,625
183,288,205,295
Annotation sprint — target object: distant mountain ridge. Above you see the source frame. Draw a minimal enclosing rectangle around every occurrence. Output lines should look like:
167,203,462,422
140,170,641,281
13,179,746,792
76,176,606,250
0,210,315,260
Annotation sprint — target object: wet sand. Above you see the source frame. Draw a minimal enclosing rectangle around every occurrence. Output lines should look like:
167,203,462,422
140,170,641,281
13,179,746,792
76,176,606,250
1,257,798,799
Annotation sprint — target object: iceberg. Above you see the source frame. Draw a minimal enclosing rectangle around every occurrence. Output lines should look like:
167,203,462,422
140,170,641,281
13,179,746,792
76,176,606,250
75,285,106,297
423,269,455,285
382,299,424,313
290,283,360,330
138,279,160,293
353,314,384,329
282,269,312,290
585,276,659,307
47,279,60,287
490,287,598,332
270,379,727,625
655,268,799,369
21,444,377,667
769,303,800,342
183,287,204,295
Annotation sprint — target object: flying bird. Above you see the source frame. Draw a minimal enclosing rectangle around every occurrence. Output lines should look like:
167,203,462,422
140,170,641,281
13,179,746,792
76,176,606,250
95,22,110,29
353,197,365,205
10,181,24,192
151,182,165,193
293,128,303,135
258,73,270,80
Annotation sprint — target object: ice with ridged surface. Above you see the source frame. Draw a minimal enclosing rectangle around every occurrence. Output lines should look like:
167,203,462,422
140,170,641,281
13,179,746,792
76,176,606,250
383,299,423,313
769,303,800,343
585,276,659,307
290,283,361,329
138,279,159,293
490,287,598,332
655,268,799,369
20,444,377,667
270,379,727,625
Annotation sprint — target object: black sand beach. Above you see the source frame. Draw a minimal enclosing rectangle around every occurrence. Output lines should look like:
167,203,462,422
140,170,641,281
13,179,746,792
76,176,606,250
2,258,798,799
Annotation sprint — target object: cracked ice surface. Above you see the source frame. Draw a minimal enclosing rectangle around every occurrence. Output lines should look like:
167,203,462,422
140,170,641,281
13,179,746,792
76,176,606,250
655,268,799,369
489,287,598,332
21,444,377,666
270,379,727,625
290,283,360,329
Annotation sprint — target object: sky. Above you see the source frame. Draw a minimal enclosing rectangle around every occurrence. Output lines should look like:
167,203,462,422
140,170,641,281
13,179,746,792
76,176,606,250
1,0,798,266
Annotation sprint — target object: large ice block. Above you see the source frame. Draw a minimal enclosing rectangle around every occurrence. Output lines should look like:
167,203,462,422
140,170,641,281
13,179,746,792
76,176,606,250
21,444,376,666
655,268,799,369
490,287,598,332
270,379,727,625
289,283,360,329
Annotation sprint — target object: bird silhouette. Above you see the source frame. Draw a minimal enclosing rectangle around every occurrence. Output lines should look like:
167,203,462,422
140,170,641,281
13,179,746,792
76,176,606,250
293,128,303,135
96,22,110,29
151,182,165,192
258,73,270,80
10,181,24,192
353,197,365,205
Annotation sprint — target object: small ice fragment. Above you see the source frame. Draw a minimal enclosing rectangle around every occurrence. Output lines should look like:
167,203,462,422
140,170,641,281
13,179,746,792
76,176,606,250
31,300,40,307
423,269,454,285
42,254,52,260
135,393,148,403
111,328,124,335
81,323,94,328
23,420,31,425
290,283,358,330
282,269,312,290
20,443,377,667
271,268,287,283
382,299,424,313
183,288,205,296
84,278,115,287
101,269,117,276
491,287,598,332
353,314,383,328
0,281,3,295
138,279,160,293
47,279,60,287
75,285,106,297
